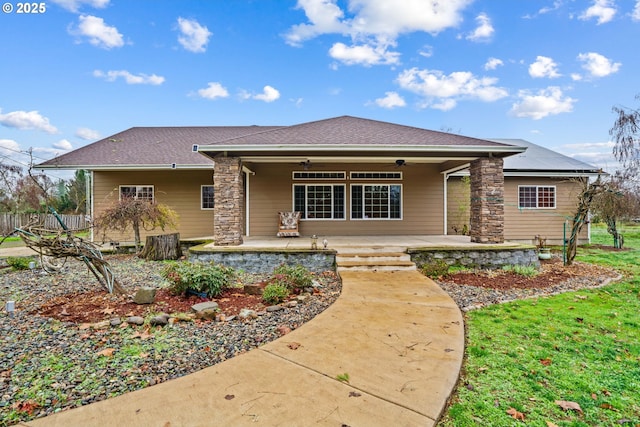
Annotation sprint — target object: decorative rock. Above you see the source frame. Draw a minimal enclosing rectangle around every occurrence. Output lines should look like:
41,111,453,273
266,305,284,312
149,315,168,326
92,320,110,329
215,313,226,322
296,295,310,303
195,308,218,321
109,318,122,327
238,309,258,319
244,284,263,295
191,301,219,313
127,316,145,326
133,287,157,305
286,301,298,308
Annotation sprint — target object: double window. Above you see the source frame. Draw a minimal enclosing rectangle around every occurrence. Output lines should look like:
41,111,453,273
518,185,556,209
351,184,402,219
119,185,154,201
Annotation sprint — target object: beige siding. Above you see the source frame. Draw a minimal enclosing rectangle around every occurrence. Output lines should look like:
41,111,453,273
246,163,444,236
447,176,589,244
92,170,215,242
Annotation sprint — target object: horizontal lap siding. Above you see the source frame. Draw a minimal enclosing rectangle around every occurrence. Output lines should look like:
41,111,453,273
93,170,214,242
247,163,443,236
504,177,587,244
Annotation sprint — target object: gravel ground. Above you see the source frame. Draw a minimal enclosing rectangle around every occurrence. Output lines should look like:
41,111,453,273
0,255,621,426
0,256,341,426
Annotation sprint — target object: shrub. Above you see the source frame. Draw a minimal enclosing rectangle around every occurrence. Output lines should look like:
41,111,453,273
419,259,449,279
7,257,33,271
262,281,290,304
272,264,313,290
162,261,235,298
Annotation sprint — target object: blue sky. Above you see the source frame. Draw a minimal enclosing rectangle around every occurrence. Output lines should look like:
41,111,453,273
1,0,638,181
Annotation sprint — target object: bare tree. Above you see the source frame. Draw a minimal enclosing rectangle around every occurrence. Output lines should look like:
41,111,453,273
566,176,606,265
610,94,640,178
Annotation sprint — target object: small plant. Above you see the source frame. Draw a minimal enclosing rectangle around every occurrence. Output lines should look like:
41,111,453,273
419,259,449,279
501,264,539,277
162,261,235,298
262,281,290,304
336,372,350,383
272,263,313,291
6,257,33,271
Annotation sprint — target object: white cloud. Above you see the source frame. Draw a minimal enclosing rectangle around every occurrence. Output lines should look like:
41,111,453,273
396,68,508,109
50,0,109,12
633,0,640,21
577,52,621,78
75,127,100,140
53,139,73,150
579,0,616,24
484,57,503,70
197,82,229,100
510,87,576,120
374,91,406,109
0,139,21,156
0,109,58,134
432,98,458,111
177,17,212,53
466,13,494,42
253,86,280,102
529,56,561,78
329,41,400,66
70,14,124,49
285,0,473,66
93,70,165,85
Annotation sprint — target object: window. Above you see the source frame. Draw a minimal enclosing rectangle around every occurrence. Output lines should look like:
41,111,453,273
518,186,556,209
119,185,154,201
293,184,345,219
201,185,214,209
351,184,402,219
350,171,402,180
293,171,345,180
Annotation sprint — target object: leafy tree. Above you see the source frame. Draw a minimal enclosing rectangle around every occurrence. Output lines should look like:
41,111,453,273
94,197,179,252
610,94,640,178
15,173,54,212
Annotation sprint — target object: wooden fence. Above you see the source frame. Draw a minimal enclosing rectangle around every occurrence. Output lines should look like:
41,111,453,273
0,213,89,235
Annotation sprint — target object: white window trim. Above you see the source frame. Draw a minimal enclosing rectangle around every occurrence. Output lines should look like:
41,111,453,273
350,171,403,180
201,185,214,210
119,185,154,202
292,184,346,221
517,185,557,209
292,171,346,180
350,183,403,220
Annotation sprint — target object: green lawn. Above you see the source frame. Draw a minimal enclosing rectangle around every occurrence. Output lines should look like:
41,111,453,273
438,224,640,426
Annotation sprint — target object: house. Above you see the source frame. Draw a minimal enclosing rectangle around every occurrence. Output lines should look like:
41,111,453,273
446,139,602,245
40,115,577,246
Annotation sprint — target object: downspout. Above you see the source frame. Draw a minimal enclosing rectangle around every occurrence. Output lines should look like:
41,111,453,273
443,173,449,235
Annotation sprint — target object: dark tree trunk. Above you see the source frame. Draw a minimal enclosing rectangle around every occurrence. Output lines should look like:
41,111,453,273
139,233,182,261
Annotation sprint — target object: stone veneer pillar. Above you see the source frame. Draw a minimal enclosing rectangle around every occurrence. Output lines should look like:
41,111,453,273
213,156,244,246
469,157,505,244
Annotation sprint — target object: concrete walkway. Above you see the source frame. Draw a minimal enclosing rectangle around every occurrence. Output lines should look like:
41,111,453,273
19,270,464,426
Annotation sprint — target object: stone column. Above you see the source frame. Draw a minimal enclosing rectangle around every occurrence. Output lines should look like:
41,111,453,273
469,157,504,244
213,156,244,245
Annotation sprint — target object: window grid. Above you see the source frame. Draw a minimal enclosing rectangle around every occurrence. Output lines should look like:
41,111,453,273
201,185,214,209
293,184,345,220
292,171,346,180
518,186,556,209
350,171,402,180
351,184,402,220
119,185,154,202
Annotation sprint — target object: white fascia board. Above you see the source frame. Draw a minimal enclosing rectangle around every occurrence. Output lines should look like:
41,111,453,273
197,144,527,154
448,170,601,178
38,164,213,171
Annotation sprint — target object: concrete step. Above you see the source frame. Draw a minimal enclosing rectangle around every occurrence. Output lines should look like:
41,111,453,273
336,252,416,272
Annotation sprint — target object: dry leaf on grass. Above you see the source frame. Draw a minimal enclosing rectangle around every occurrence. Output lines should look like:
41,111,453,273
546,422,559,427
555,400,583,412
506,407,525,421
96,348,115,357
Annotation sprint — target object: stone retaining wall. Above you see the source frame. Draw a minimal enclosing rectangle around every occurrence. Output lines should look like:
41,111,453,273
408,247,539,270
189,249,336,273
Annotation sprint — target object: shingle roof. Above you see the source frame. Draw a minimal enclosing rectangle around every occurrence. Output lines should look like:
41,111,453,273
489,139,602,173
38,116,521,170
201,116,511,148
38,126,281,169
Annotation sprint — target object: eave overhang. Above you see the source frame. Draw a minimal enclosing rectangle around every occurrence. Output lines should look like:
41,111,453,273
37,164,213,171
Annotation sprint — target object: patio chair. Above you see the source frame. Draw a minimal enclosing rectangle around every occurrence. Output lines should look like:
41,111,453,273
277,211,301,237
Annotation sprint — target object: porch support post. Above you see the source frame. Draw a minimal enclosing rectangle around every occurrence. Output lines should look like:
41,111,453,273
469,157,504,244
213,156,244,246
